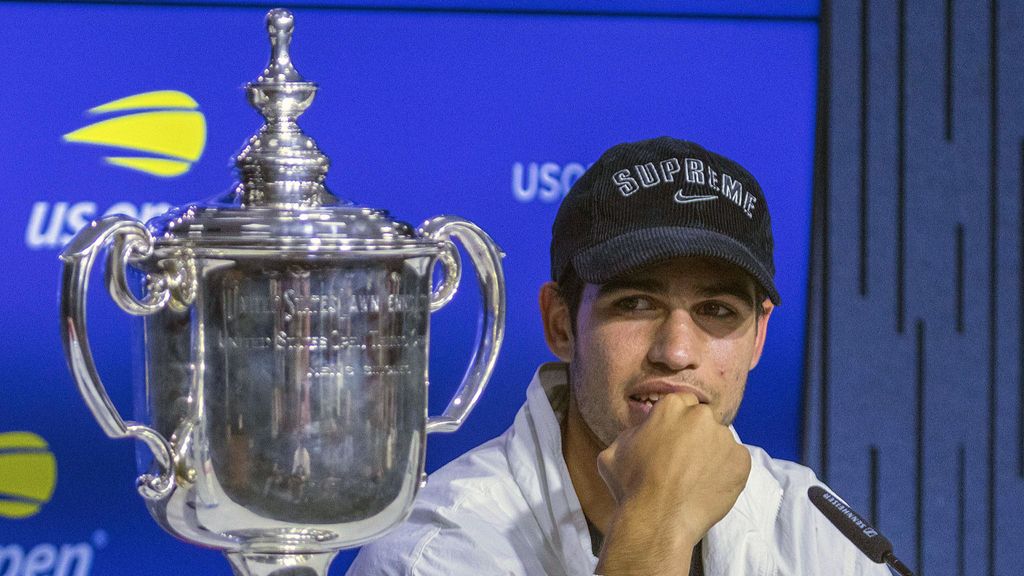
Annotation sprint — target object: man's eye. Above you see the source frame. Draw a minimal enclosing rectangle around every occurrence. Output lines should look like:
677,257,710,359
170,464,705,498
696,302,736,318
614,296,654,312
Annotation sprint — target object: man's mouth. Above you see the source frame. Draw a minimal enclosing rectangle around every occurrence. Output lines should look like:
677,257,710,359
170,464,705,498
626,386,711,419
628,393,664,408
627,394,667,419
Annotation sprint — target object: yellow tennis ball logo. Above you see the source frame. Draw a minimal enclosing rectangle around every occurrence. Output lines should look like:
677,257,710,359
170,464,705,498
0,432,57,519
63,90,207,178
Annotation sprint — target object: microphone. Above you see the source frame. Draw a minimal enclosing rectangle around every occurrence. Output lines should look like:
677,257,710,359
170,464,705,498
807,486,916,576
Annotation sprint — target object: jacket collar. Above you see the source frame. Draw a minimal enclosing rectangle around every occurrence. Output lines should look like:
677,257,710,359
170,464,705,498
505,363,596,573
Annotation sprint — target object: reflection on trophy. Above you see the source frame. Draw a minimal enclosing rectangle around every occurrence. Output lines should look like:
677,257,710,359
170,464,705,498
59,9,505,575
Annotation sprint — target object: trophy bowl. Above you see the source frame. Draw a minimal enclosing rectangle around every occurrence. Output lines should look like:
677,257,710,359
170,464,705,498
59,9,505,575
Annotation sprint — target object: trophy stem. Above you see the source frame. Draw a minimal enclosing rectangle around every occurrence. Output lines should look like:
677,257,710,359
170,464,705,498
225,551,338,576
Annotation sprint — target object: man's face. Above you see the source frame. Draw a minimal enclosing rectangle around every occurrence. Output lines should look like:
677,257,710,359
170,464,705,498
562,257,772,448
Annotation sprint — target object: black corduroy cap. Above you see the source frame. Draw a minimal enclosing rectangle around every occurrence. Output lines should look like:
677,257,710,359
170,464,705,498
550,137,779,305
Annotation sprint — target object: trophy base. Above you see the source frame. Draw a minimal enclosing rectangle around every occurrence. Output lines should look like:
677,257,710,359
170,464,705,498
226,551,338,576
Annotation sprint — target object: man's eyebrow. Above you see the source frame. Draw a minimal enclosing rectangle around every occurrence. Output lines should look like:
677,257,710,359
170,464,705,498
595,277,665,296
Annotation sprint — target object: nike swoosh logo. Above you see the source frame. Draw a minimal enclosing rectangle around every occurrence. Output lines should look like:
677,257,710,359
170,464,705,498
673,189,718,204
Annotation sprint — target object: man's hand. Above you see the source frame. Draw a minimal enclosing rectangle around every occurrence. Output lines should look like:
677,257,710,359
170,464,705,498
594,393,751,575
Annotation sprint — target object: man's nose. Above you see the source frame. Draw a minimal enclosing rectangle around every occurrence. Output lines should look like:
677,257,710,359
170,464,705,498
646,309,700,371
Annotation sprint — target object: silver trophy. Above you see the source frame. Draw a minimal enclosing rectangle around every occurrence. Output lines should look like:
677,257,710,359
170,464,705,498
59,9,505,575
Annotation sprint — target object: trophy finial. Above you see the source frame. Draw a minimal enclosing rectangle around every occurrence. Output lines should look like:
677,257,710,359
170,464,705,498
261,9,302,83
236,8,339,207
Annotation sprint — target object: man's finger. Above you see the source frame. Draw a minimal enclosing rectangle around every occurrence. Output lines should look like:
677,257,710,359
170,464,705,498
656,391,701,412
675,392,701,407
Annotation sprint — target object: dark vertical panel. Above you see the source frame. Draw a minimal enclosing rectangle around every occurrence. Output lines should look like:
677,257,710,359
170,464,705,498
956,225,964,333
811,0,1024,572
916,319,925,576
869,444,879,527
958,444,966,576
988,2,998,573
945,0,954,140
859,0,870,296
897,0,907,334
812,0,833,482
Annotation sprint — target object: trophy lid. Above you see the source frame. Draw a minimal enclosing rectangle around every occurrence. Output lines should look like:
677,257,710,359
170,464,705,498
147,9,434,253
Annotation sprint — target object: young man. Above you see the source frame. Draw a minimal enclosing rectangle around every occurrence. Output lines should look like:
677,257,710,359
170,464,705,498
349,138,890,575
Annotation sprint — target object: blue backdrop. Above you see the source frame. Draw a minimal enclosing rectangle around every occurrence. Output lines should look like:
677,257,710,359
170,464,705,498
0,2,817,573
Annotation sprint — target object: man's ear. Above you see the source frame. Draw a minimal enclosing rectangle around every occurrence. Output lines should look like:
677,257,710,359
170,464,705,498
748,298,774,370
539,281,573,362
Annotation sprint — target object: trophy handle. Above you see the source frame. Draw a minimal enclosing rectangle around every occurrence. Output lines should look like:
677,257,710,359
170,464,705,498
418,216,506,433
59,215,176,500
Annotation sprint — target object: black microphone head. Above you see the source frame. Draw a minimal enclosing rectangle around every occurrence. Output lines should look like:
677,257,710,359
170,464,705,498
807,485,893,563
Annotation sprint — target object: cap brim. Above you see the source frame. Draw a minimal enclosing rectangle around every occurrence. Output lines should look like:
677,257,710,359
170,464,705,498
571,227,781,305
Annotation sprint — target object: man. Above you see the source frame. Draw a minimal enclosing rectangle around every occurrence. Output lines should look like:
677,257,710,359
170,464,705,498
349,138,890,575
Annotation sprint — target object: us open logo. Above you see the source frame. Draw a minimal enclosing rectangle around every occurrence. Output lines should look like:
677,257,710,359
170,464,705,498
24,90,199,250
0,431,56,520
1,432,106,575
63,90,206,177
512,161,591,203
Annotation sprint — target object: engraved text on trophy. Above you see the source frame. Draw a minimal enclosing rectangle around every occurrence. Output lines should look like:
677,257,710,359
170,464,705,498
206,261,431,523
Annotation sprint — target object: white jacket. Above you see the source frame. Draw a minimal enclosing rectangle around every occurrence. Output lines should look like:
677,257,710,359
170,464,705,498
349,363,892,575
